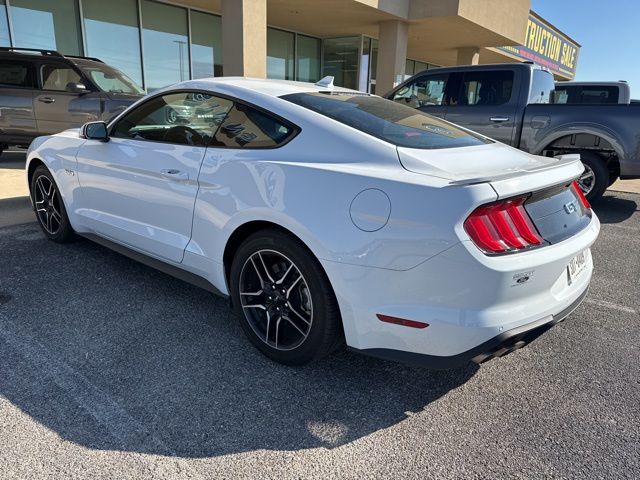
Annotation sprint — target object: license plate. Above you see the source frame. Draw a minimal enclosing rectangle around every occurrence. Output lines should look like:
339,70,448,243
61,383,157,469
567,250,589,285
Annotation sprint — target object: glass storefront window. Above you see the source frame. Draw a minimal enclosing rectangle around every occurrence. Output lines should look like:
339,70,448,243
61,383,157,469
141,0,189,91
9,0,82,54
0,1,9,47
414,61,429,73
267,28,294,80
359,37,371,92
322,37,360,90
190,10,222,79
296,34,320,83
369,39,378,93
82,0,143,87
405,59,415,78
405,58,439,79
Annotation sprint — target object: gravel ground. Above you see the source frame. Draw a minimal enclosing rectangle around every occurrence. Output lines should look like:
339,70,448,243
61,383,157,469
0,189,638,479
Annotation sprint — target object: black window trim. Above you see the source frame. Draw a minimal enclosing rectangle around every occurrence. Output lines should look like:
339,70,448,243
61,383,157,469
109,88,301,150
0,58,37,90
554,84,619,104
392,69,517,108
456,70,516,107
37,61,95,93
391,72,451,107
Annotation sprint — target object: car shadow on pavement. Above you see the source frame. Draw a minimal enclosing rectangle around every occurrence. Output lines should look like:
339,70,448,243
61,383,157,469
592,192,638,224
0,150,28,169
0,223,478,458
0,196,34,228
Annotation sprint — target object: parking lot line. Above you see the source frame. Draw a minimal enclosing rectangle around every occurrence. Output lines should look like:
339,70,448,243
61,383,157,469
0,315,174,456
584,298,637,314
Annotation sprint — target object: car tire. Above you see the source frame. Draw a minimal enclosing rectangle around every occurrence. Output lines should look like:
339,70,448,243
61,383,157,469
30,165,75,243
577,150,609,203
230,229,342,365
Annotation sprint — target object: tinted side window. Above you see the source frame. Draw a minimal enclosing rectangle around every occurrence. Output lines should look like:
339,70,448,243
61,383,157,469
0,61,35,88
580,86,619,103
391,74,448,107
458,71,514,106
41,64,83,91
213,103,294,148
113,91,233,147
554,85,619,104
529,69,555,104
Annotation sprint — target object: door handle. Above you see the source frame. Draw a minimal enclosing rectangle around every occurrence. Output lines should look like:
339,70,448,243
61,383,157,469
38,97,56,104
490,116,510,122
160,169,189,181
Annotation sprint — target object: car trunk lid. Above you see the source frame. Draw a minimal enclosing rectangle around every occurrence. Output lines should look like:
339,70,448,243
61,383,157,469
397,143,591,251
397,142,584,198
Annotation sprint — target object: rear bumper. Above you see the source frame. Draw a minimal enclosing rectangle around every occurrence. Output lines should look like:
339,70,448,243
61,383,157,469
322,212,599,367
349,287,588,370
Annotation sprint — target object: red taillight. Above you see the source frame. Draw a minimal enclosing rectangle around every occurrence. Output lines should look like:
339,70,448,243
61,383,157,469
464,196,543,254
572,181,591,210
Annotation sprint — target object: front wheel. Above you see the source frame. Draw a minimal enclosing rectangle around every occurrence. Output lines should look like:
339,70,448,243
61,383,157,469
230,229,342,365
30,165,75,242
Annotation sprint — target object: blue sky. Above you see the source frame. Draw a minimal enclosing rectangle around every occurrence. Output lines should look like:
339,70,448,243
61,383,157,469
531,0,640,98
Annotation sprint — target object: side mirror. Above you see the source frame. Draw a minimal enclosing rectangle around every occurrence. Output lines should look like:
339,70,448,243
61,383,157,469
81,121,109,142
66,82,90,94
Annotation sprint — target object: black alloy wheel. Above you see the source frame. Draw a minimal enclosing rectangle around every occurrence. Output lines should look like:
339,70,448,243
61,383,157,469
230,229,342,365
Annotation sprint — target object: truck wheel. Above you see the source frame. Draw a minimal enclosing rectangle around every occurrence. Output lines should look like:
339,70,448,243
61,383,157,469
577,150,609,203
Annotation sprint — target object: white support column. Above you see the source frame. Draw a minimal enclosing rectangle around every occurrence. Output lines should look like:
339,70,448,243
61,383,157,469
222,0,267,77
375,20,409,94
456,47,480,65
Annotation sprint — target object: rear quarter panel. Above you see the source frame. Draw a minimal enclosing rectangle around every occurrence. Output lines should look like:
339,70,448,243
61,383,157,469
519,103,640,176
188,124,498,295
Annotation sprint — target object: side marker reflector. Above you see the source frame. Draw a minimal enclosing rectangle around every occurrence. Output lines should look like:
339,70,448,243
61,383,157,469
377,314,429,329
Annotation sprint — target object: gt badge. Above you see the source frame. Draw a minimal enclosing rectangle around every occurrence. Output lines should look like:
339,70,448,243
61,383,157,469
564,201,577,214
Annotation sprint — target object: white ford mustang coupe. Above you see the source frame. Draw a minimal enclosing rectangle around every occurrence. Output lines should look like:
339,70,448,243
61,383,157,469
26,77,599,368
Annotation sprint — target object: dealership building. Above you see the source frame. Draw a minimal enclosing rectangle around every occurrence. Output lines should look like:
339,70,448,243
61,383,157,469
0,0,580,93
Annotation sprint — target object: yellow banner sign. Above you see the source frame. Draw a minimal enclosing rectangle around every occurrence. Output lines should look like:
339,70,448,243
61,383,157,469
499,12,580,78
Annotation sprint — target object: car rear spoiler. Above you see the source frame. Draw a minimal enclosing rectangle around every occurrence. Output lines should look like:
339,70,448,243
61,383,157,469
448,154,584,199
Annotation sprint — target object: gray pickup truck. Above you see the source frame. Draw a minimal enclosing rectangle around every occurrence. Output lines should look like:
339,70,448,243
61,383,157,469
385,63,640,201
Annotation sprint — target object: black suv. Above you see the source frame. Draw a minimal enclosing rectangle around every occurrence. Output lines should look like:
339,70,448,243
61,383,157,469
0,47,145,154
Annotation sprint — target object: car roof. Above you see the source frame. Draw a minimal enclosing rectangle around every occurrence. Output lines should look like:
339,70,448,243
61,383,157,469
0,48,105,67
168,77,360,99
68,57,108,69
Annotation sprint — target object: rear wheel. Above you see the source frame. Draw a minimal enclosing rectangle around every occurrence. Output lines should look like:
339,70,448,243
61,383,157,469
30,165,75,242
577,150,609,203
230,229,342,365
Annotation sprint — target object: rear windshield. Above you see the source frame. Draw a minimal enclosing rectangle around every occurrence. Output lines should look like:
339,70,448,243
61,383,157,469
282,92,490,149
554,85,620,104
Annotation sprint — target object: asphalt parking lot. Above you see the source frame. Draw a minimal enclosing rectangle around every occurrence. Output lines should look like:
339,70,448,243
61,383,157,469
0,153,639,479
